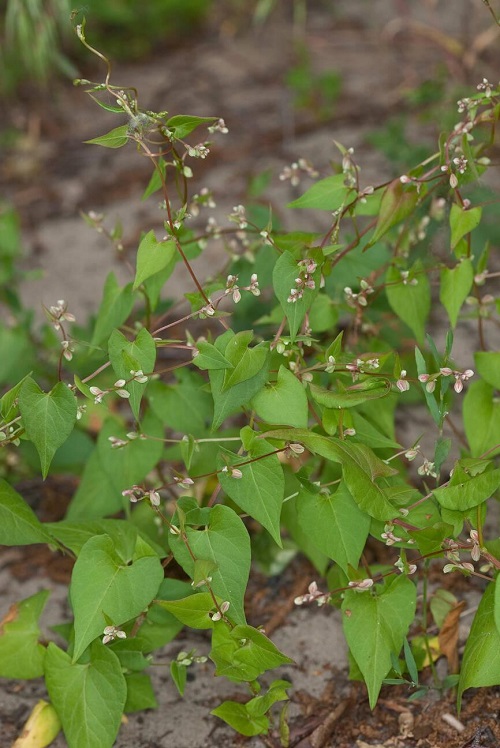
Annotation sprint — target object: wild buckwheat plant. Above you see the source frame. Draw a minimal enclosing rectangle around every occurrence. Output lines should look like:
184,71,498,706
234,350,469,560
1,17,500,747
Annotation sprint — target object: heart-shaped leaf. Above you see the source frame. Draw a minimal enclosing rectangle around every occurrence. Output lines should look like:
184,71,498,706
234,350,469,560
19,378,77,478
45,642,126,748
70,534,164,661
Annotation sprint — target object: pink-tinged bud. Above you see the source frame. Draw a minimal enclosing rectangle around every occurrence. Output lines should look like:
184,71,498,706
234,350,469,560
348,578,374,591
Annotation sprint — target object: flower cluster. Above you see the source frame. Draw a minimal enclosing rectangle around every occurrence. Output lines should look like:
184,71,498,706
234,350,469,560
381,523,403,546
287,259,317,303
477,77,493,97
210,601,230,622
122,485,161,506
418,367,473,394
208,118,228,134
173,475,195,490
396,370,409,392
228,204,247,229
279,158,318,187
394,557,417,575
221,465,243,479
344,279,374,308
46,299,75,331
347,578,374,592
175,649,208,667
294,581,330,606
102,626,126,645
187,143,210,159
188,187,216,217
417,458,438,478
224,273,260,304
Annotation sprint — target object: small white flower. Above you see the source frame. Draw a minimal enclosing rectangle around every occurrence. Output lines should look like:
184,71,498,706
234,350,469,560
348,578,374,592
89,386,107,405
130,369,148,383
208,118,228,134
102,625,127,644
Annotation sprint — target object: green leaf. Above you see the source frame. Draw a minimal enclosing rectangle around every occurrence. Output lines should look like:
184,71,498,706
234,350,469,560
209,332,270,430
433,468,500,511
0,589,49,678
70,535,164,661
296,481,370,574
385,262,430,344
350,412,401,449
474,351,500,389
211,701,269,736
246,679,291,717
19,378,77,479
170,661,188,696
281,491,329,575
263,429,398,521
45,642,127,748
170,505,250,625
449,203,482,250
342,576,416,708
124,672,157,712
415,346,441,426
166,114,216,139
0,374,30,421
272,251,320,341
439,259,474,328
44,519,162,557
108,328,156,420
222,331,268,391
192,340,233,370
218,434,284,546
310,379,391,409
157,593,216,629
210,622,293,681
148,370,213,435
134,579,193,651
251,365,308,427
133,231,176,289
85,124,129,148
90,273,135,348
464,381,500,457
67,411,164,520
458,580,500,710
0,480,55,545
371,181,419,244
287,174,354,211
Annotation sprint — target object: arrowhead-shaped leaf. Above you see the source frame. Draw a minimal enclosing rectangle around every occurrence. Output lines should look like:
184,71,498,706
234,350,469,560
45,642,127,748
262,429,398,521
251,365,308,427
449,203,482,250
170,505,250,625
85,125,129,148
342,576,416,707
272,251,320,341
90,273,134,348
133,231,176,289
440,259,473,328
296,481,370,573
71,535,164,661
458,580,500,710
108,328,156,419
385,261,430,344
218,434,284,546
19,378,77,479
